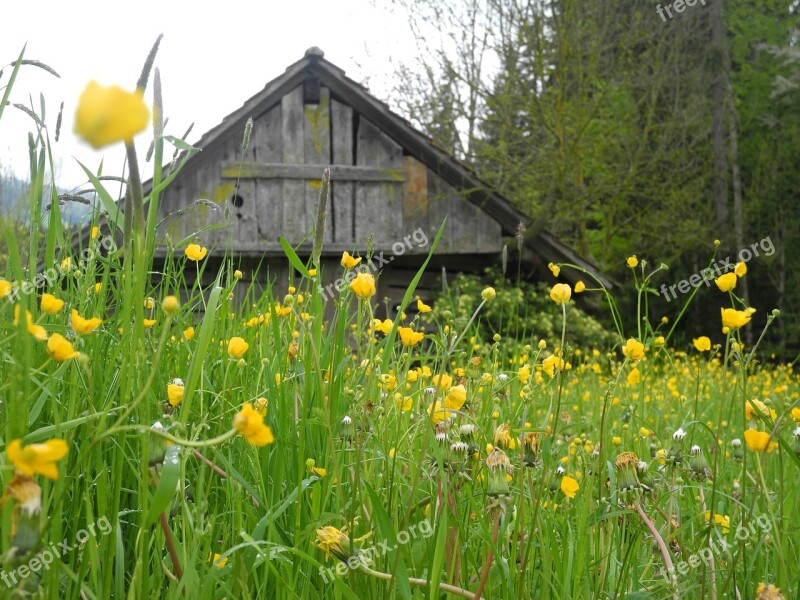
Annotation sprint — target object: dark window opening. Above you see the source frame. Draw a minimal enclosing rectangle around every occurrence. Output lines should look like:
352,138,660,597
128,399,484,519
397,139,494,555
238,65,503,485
231,194,244,208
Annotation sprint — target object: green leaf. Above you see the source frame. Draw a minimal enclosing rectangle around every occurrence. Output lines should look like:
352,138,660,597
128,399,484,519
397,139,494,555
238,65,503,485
245,476,320,563
362,481,413,600
144,445,182,526
163,135,200,152
180,284,223,424
76,160,124,232
279,236,310,277
0,45,25,123
381,218,445,352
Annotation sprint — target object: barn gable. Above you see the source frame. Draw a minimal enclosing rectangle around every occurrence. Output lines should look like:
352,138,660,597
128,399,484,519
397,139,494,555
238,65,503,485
157,47,510,260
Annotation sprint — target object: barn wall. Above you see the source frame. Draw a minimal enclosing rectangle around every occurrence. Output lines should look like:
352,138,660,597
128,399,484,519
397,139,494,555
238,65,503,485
156,81,503,257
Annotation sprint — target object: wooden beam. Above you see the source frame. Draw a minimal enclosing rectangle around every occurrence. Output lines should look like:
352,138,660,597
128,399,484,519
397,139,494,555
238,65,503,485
305,61,530,236
221,163,404,182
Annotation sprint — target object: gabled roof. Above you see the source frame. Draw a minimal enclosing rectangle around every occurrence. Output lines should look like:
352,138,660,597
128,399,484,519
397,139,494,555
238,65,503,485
180,47,612,288
188,47,529,234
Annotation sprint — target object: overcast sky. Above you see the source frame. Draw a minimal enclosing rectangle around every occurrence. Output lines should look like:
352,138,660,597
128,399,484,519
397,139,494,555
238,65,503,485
0,0,416,190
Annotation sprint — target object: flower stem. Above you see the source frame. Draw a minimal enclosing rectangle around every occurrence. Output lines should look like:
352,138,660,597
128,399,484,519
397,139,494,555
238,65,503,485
634,502,678,600
360,565,477,599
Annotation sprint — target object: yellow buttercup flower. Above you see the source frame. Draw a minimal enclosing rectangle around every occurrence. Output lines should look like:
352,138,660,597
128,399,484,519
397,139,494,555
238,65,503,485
622,338,645,362
167,379,185,407
715,272,737,292
549,283,571,304
233,403,274,446
274,303,292,317
704,511,731,534
341,251,362,269
47,334,80,361
433,373,453,390
417,298,432,313
745,398,777,421
211,553,228,569
626,256,638,268
14,307,48,341
574,280,586,293
721,307,752,330
74,81,149,149
40,293,65,314
542,354,565,377
481,287,496,301
743,429,778,452
227,337,249,359
693,336,711,352
349,273,375,299
306,459,327,477
162,295,180,314
445,385,467,411
71,309,101,335
518,364,531,384
734,262,747,277
548,262,560,277
6,439,69,480
627,367,641,385
183,326,195,341
372,318,394,335
395,394,413,412
398,327,424,346
0,278,13,297
561,475,579,498
185,243,207,261
143,318,156,328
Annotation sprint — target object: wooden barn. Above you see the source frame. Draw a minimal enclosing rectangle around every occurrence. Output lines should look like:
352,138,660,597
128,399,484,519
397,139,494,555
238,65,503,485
150,47,608,310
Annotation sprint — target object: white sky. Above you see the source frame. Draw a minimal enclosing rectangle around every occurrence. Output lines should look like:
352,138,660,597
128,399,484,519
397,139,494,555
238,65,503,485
0,0,416,191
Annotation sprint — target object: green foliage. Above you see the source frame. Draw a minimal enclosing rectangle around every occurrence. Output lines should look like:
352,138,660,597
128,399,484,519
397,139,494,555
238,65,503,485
430,269,618,349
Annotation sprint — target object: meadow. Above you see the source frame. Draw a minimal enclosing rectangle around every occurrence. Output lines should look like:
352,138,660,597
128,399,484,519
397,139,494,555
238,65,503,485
1,45,798,600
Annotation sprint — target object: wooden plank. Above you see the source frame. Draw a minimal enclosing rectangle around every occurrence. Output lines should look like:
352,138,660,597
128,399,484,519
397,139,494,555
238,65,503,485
426,170,453,253
304,87,333,244
402,156,428,246
331,99,354,244
355,116,403,248
254,103,282,242
440,177,477,252
476,209,503,253
194,146,227,248
281,85,306,241
307,60,530,236
221,163,404,182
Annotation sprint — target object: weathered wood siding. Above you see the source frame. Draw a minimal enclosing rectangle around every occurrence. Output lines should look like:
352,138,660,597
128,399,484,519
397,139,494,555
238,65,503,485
156,82,502,255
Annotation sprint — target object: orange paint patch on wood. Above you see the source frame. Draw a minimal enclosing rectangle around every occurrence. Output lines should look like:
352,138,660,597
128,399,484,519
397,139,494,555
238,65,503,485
403,156,428,220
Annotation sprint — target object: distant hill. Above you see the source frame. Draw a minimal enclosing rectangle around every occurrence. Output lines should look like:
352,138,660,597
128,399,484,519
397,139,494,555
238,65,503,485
0,169,96,226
